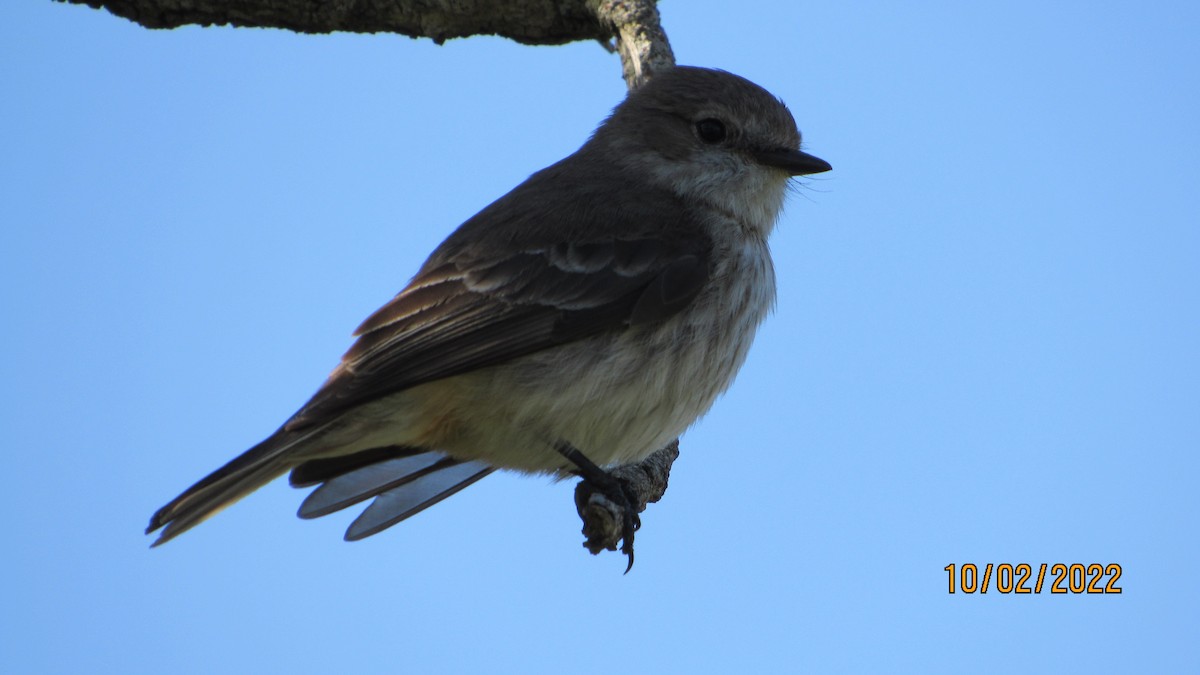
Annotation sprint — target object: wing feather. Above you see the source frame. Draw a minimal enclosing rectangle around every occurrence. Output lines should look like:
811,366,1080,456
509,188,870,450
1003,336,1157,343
285,237,709,431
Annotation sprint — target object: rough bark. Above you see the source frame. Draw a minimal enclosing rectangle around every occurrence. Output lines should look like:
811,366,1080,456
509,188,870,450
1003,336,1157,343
60,0,676,86
62,0,604,43
60,0,679,565
592,0,674,88
65,0,681,86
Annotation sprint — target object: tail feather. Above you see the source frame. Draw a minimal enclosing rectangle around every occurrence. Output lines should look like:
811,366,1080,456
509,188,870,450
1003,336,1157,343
288,445,418,488
146,427,314,546
148,431,494,546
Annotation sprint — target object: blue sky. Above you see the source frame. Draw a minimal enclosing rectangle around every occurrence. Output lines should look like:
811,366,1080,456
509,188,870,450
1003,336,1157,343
3,1,1197,672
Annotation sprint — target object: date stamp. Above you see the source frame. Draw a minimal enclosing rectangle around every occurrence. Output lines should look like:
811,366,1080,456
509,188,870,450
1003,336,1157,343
944,563,1123,594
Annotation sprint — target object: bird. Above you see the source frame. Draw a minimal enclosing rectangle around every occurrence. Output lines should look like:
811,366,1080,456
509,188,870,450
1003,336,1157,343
146,66,830,570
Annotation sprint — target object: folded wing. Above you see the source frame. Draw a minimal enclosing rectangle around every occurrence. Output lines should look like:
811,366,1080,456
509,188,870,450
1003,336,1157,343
285,237,710,431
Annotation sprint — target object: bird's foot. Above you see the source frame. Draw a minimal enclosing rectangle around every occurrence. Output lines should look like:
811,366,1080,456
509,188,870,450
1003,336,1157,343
555,441,640,573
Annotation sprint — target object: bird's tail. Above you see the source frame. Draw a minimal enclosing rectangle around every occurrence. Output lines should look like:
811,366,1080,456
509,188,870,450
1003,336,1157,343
146,426,316,546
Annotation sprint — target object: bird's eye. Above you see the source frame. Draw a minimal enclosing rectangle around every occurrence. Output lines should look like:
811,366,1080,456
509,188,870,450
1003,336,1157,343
695,118,726,144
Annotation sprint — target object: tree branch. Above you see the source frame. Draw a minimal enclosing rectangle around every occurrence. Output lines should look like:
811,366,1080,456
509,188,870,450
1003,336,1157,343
574,440,680,556
62,0,677,89
590,0,674,89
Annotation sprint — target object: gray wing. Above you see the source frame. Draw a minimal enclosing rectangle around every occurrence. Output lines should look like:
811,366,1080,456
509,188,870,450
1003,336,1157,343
284,237,710,431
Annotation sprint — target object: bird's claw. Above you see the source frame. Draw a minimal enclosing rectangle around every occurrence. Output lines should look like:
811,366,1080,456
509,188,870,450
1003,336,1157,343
558,441,642,573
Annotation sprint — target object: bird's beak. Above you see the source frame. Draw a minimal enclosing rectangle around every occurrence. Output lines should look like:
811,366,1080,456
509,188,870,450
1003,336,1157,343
754,148,832,176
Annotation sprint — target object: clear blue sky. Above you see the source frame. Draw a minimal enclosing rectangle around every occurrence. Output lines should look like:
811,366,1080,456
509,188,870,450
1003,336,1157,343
3,2,1197,673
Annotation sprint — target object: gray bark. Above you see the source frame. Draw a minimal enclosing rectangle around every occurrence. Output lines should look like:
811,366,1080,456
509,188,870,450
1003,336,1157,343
60,0,676,87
